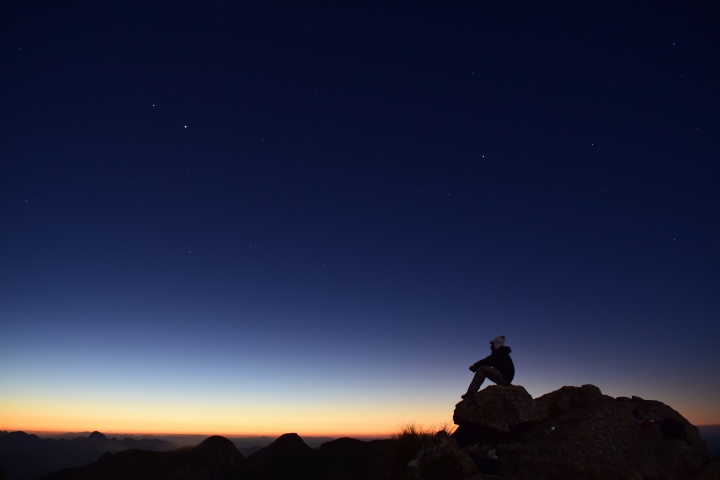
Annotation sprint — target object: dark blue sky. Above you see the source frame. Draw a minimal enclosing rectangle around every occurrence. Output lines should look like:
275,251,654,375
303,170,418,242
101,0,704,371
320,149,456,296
1,1,719,434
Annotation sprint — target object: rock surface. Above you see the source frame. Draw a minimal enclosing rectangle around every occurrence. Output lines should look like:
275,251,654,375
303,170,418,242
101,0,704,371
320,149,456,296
453,385,544,448
450,384,712,480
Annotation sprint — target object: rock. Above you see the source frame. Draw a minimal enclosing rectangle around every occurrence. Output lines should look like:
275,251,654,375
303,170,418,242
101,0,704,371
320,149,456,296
453,384,711,480
534,384,611,420
453,385,543,446
462,444,503,477
697,453,720,480
497,396,708,480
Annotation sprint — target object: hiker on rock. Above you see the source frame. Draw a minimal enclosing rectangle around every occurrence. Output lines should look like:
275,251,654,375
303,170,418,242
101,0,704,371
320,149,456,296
462,335,515,399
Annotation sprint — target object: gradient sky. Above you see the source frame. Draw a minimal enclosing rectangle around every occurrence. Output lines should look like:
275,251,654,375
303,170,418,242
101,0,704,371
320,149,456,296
1,1,719,437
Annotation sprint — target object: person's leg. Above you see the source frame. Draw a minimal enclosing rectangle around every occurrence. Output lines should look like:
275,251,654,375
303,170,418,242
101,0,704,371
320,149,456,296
466,368,487,394
464,367,508,398
482,366,509,386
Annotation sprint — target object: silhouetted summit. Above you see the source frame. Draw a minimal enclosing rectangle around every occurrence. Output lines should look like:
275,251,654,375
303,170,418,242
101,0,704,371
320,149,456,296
196,435,237,451
0,431,41,451
247,433,313,459
246,433,322,479
189,435,245,470
85,431,108,443
264,432,306,449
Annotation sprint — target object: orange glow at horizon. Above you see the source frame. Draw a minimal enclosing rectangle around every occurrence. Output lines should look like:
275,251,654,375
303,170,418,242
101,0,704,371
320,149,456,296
3,404,718,439
0,396,452,438
3,387,718,440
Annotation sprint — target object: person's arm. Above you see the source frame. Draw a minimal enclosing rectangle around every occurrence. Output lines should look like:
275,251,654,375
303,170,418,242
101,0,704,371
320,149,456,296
469,354,492,372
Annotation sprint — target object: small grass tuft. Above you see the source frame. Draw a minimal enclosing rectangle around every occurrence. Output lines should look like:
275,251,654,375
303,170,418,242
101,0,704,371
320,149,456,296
385,422,455,479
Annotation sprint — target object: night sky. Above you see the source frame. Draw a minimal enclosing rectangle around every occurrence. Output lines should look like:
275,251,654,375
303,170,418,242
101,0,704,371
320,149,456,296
2,1,719,436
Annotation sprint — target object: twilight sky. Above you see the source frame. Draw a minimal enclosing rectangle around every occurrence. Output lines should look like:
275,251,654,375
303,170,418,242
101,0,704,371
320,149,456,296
1,1,719,436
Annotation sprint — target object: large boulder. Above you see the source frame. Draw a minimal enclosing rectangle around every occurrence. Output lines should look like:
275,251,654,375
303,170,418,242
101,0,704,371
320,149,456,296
534,384,612,419
453,384,711,480
453,385,543,446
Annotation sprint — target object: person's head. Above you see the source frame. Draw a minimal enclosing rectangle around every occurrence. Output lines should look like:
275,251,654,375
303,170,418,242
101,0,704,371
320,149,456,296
490,335,505,350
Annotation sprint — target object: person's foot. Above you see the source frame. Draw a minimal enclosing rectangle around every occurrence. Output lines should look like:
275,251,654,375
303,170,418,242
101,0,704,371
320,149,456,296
461,393,473,399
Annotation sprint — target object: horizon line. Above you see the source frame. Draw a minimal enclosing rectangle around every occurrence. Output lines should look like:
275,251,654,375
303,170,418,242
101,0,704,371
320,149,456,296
4,424,720,439
1,428,394,439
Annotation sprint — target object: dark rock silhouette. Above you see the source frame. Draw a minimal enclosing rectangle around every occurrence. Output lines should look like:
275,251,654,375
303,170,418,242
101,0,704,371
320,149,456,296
535,383,611,416
447,384,713,480
453,384,543,444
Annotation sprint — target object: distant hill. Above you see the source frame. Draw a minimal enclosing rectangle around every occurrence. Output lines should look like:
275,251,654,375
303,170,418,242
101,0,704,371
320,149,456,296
38,435,246,480
44,432,340,449
1,431,394,480
35,433,394,480
0,431,176,480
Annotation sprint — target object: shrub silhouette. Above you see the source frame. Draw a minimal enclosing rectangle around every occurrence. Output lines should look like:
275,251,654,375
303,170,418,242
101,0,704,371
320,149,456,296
385,423,435,479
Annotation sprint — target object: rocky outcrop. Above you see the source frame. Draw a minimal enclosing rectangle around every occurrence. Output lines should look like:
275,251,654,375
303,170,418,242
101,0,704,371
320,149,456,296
453,385,543,445
447,384,713,480
535,384,612,417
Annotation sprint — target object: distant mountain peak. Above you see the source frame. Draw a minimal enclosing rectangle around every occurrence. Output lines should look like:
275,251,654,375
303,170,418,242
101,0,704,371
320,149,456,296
87,431,108,441
273,433,307,448
195,435,240,454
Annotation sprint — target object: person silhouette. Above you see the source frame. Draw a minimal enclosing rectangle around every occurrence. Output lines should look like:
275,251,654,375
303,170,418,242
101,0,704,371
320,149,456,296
462,335,515,399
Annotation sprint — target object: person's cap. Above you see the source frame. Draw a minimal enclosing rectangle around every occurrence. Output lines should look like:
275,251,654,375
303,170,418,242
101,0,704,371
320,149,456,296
490,335,505,349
